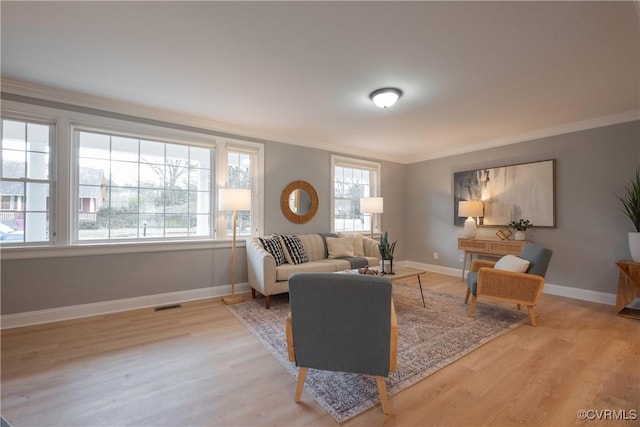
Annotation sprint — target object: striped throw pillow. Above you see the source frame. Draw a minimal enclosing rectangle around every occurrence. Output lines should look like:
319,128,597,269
279,234,309,265
259,234,287,266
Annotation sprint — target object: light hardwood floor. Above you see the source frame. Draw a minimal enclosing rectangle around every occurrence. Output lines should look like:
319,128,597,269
2,273,639,426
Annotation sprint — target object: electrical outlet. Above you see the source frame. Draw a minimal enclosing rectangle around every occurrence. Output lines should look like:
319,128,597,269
433,252,439,260
459,254,465,263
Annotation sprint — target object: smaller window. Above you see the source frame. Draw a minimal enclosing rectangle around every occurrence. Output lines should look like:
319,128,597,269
331,156,381,233
221,148,255,238
0,118,53,244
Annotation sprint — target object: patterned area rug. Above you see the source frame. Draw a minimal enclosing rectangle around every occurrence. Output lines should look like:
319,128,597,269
227,281,527,423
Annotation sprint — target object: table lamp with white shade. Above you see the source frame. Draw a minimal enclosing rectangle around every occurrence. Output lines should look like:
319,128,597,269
458,200,484,239
360,197,384,238
219,188,252,305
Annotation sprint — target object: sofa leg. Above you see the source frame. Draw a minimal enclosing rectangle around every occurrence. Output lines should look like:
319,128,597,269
265,295,271,309
251,288,256,298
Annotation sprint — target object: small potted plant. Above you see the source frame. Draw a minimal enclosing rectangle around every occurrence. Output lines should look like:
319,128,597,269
378,231,398,274
508,218,532,241
616,165,640,262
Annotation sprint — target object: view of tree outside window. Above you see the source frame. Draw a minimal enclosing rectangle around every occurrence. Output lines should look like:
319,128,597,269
0,118,52,244
77,130,213,241
333,158,380,233
226,150,252,237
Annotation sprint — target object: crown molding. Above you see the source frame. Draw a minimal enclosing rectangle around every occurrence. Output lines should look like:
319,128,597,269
0,78,272,142
0,78,405,163
3,79,638,165
401,109,640,164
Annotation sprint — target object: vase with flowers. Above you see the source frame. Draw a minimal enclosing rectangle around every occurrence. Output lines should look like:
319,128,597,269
509,218,532,241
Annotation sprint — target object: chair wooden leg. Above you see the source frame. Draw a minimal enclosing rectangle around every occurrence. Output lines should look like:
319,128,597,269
375,376,390,415
251,288,256,298
265,295,271,309
468,296,477,317
294,367,308,402
464,288,470,304
527,306,537,326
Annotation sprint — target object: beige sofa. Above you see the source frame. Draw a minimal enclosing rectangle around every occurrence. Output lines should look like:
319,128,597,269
246,233,380,308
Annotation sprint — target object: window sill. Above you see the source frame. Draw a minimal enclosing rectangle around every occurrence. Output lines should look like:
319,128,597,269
0,238,247,260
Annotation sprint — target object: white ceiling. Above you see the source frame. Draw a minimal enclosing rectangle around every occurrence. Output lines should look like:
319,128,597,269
1,1,639,163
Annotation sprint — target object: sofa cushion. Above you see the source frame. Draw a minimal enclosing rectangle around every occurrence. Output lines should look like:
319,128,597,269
276,260,341,281
299,234,327,261
279,234,309,265
326,236,355,258
259,234,287,266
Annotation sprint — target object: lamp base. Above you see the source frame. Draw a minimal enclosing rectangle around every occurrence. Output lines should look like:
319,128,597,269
463,217,477,238
222,295,244,305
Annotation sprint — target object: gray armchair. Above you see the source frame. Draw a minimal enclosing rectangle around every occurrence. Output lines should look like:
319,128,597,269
285,272,398,414
465,243,553,326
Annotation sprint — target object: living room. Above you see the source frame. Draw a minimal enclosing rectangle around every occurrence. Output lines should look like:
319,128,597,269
1,2,639,426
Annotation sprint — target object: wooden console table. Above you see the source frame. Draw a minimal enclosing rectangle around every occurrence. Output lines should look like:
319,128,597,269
458,238,528,280
615,260,640,319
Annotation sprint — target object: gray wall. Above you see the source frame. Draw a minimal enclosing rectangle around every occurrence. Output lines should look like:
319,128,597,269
1,248,242,314
263,141,406,258
405,120,640,294
1,139,406,314
1,111,637,315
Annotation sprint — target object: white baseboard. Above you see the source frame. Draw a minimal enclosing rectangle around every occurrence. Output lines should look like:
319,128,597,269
542,283,616,306
2,260,618,330
402,260,616,306
402,260,462,278
1,282,251,330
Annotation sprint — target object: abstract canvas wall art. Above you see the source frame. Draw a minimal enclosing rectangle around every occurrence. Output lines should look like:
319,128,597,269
453,159,556,227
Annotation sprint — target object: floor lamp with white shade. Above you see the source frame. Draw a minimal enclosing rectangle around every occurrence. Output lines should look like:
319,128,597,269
360,197,384,238
219,188,252,305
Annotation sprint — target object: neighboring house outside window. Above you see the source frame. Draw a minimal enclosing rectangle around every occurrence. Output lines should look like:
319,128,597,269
331,155,381,234
78,167,107,221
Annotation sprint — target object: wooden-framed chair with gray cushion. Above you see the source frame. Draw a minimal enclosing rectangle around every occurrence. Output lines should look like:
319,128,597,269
465,243,553,326
285,272,398,414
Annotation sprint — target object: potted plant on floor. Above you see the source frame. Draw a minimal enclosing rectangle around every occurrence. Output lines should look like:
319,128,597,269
379,231,398,274
616,165,640,262
508,218,533,241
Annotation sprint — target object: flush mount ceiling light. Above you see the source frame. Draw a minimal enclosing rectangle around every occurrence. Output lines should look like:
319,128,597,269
369,87,403,108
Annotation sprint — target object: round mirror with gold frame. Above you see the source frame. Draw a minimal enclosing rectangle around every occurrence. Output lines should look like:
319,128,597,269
280,180,318,224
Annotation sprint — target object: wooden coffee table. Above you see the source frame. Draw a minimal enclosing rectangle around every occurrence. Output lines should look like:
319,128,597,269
385,266,427,307
353,266,427,307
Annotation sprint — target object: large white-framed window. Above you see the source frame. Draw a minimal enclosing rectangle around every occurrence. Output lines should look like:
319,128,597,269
331,155,381,233
73,127,215,242
0,116,54,245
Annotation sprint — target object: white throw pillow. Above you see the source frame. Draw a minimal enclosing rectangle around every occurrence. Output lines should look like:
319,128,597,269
494,255,530,273
326,236,355,259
